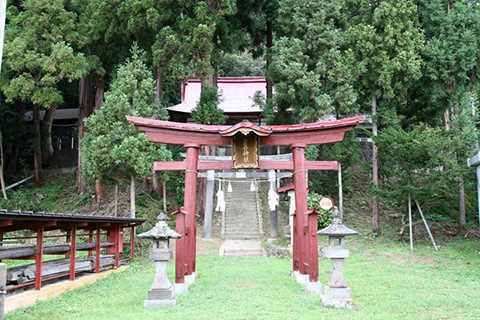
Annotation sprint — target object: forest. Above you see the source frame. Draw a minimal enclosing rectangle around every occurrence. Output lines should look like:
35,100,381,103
0,0,480,234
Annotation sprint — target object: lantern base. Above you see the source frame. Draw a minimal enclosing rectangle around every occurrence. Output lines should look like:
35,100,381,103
144,298,176,308
321,286,357,309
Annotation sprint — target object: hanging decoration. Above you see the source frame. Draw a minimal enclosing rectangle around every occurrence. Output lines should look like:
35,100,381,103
227,181,233,193
215,180,226,212
250,180,256,192
268,188,279,211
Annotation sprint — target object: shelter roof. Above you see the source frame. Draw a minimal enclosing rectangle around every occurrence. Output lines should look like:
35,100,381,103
0,209,145,224
166,77,267,114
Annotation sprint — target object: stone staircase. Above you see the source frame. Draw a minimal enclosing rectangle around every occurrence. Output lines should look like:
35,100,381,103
220,181,264,257
223,181,262,240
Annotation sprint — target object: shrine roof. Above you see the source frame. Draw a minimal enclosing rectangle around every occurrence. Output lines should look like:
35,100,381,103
166,77,267,114
126,115,365,134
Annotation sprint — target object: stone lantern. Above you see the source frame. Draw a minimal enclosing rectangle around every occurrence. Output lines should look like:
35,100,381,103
317,208,358,309
139,212,181,308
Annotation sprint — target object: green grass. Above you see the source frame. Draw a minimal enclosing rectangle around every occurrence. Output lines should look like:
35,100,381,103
6,238,480,320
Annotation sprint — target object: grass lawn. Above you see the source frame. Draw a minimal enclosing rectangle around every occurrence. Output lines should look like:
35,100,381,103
6,238,480,320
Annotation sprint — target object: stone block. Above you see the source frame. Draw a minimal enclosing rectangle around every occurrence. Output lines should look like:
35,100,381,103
295,273,309,285
174,282,189,294
144,298,176,308
323,247,349,259
148,289,174,300
149,250,171,261
324,286,351,299
185,274,195,285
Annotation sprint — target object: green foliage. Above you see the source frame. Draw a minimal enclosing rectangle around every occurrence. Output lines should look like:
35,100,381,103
2,0,88,108
218,52,265,77
269,0,358,123
82,44,171,183
192,86,227,124
346,0,424,104
307,191,333,229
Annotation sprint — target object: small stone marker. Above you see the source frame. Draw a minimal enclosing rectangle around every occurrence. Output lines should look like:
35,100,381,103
139,213,181,308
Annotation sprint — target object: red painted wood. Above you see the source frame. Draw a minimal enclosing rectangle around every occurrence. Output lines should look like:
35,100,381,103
88,230,93,258
130,226,135,262
144,127,230,146
292,146,309,275
95,227,101,273
261,128,350,146
184,146,199,275
155,160,339,171
35,227,44,290
69,227,76,280
307,210,319,282
119,228,124,254
0,220,12,226
65,230,71,259
154,161,186,171
106,228,115,255
175,209,186,283
114,226,120,268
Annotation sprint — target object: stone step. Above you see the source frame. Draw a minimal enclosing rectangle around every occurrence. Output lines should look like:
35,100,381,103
224,235,261,240
222,249,265,257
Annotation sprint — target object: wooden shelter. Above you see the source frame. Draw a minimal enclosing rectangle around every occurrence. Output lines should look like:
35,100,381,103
127,115,364,286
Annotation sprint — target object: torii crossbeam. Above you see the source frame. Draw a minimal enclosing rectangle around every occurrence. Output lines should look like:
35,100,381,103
127,115,364,291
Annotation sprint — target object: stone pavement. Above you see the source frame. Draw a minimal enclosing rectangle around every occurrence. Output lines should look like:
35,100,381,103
219,239,265,257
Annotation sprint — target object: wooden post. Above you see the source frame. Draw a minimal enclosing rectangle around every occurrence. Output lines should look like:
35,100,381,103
175,209,187,284
0,263,6,320
114,226,120,268
292,144,309,275
65,230,71,258
307,210,319,282
35,227,44,290
88,230,93,258
203,170,215,239
95,227,100,273
184,144,199,275
130,226,135,261
69,227,76,280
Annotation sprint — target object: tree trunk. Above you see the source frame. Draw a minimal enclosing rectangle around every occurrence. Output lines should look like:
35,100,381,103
212,64,218,88
95,178,104,202
459,179,466,225
114,183,119,217
41,106,56,166
33,104,42,187
152,169,160,194
130,175,136,218
77,75,92,194
154,69,163,105
372,95,379,232
266,17,273,100
0,131,7,199
94,76,104,111
443,109,451,130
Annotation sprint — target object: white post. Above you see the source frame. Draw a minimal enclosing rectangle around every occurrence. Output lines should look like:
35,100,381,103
408,193,413,251
0,263,6,320
338,163,343,219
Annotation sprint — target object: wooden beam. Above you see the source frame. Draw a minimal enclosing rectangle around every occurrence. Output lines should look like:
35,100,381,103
0,220,12,226
260,127,351,146
143,127,230,146
155,160,338,171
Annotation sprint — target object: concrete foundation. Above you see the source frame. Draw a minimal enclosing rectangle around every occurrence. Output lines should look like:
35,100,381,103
144,298,176,308
295,272,309,285
174,282,189,294
321,286,357,309
305,281,323,294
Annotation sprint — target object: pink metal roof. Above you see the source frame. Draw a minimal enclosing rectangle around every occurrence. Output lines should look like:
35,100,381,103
126,115,365,133
166,77,267,114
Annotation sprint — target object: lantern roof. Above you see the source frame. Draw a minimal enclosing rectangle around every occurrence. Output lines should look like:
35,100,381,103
317,209,359,237
138,212,181,240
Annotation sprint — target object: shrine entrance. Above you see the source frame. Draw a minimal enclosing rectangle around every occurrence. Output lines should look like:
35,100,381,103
127,116,364,292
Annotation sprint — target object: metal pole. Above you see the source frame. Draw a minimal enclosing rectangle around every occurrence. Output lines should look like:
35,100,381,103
338,163,343,220
408,193,413,252
414,200,438,251
477,166,480,229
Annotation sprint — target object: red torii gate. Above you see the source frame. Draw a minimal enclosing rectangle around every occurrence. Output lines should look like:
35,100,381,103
127,115,364,287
